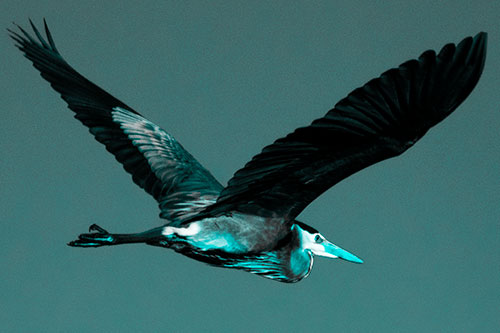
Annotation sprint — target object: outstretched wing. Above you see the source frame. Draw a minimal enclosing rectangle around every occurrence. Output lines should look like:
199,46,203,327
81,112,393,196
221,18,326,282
203,33,487,221
10,20,223,225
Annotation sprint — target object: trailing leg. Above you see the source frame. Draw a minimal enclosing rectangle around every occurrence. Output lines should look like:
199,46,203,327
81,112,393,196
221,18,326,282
67,224,156,247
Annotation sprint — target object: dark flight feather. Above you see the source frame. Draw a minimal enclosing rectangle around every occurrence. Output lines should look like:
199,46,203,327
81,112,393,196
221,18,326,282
9,20,223,225
204,33,487,221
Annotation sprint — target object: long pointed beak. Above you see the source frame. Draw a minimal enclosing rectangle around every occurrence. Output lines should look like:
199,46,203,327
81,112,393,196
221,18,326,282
322,241,364,264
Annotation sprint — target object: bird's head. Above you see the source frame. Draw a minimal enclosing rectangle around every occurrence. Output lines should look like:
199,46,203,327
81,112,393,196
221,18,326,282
293,222,363,264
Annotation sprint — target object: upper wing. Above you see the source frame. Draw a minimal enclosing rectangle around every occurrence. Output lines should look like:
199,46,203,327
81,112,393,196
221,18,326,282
202,33,487,221
10,20,223,225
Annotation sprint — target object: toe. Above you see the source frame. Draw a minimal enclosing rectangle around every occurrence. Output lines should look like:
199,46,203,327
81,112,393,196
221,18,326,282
88,224,108,233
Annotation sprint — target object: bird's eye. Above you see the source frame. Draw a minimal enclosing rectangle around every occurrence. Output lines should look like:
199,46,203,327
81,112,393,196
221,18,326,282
314,235,323,243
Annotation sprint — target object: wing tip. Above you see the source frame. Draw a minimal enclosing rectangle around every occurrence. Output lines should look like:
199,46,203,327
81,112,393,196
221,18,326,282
8,18,61,56
472,31,487,67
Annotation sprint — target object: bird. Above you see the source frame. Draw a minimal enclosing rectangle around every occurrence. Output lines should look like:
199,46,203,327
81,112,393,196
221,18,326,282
9,20,487,283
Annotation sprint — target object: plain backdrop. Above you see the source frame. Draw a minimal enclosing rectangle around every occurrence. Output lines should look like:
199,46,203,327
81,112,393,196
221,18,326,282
2,1,499,332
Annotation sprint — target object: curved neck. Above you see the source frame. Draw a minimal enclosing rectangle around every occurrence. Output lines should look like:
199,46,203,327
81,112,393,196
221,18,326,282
289,247,314,280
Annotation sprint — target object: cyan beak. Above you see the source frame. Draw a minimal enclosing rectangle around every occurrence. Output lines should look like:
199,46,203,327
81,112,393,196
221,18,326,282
321,241,364,264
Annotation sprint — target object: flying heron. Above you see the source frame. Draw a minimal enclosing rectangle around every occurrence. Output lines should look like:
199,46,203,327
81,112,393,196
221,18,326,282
9,20,487,283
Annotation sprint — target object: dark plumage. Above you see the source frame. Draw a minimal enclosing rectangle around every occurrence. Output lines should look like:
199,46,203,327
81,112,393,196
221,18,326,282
10,20,487,282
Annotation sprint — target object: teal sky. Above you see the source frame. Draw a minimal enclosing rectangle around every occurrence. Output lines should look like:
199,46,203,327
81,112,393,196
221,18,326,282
2,1,499,331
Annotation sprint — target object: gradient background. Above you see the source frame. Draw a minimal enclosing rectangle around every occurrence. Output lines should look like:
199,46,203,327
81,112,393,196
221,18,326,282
2,1,499,332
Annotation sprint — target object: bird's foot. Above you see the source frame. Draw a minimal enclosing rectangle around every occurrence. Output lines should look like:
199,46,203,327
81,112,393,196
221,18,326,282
68,224,115,247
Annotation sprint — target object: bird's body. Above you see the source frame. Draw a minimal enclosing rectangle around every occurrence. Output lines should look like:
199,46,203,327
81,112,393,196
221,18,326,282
158,217,314,282
10,20,487,283
163,214,286,254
